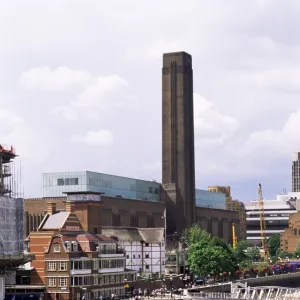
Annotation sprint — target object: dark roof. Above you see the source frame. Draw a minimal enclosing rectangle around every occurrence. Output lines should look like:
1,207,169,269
102,227,164,243
63,191,104,195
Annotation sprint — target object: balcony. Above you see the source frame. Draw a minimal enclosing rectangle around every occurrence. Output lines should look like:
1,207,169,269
98,268,124,274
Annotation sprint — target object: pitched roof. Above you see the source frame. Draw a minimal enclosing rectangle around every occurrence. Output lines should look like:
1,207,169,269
102,227,164,243
42,212,70,229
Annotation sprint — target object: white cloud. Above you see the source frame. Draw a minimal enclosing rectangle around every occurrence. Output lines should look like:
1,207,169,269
2,0,300,200
73,75,138,110
70,129,114,147
194,93,239,146
19,66,96,92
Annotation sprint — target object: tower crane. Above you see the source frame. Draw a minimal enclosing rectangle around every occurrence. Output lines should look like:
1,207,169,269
258,183,269,260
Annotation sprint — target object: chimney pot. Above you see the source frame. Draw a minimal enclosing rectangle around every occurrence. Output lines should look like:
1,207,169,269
47,202,56,215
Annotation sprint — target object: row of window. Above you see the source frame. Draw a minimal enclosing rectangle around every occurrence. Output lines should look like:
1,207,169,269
48,259,125,271
70,273,135,287
57,178,79,186
48,277,67,287
126,253,152,259
47,261,67,271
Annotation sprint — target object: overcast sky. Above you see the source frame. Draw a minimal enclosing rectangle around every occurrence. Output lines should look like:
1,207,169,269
1,0,300,201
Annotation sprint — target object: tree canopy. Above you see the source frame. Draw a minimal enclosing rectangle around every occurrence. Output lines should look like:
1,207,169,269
267,234,280,257
293,242,300,258
185,225,237,278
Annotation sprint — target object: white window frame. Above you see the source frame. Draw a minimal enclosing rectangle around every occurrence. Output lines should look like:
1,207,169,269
58,277,67,287
53,244,60,253
47,261,56,271
59,261,68,271
48,278,57,287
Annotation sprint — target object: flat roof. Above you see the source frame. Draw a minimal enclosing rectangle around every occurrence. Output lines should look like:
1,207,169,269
63,191,104,195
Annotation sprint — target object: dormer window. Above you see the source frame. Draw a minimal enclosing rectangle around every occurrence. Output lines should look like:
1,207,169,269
53,244,60,253
65,242,72,252
72,242,78,252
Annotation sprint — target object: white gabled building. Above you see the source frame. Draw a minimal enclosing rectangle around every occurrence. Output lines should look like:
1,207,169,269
102,227,165,277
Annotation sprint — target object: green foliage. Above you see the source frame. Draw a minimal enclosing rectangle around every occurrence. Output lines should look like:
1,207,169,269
293,242,300,258
233,240,250,262
182,224,211,247
184,225,237,278
278,251,293,259
246,247,261,262
267,234,280,257
188,243,236,277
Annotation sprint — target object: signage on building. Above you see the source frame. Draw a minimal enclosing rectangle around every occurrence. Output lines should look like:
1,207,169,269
68,194,101,201
66,226,80,232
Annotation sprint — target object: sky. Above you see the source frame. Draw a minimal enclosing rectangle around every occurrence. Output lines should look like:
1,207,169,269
1,0,300,202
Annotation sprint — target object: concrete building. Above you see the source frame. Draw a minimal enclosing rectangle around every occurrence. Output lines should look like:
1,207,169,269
162,52,196,234
102,227,165,277
208,186,247,239
28,200,136,300
246,194,297,246
292,152,300,192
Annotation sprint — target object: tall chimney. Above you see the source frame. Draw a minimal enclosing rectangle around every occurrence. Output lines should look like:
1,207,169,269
65,200,75,213
47,202,56,215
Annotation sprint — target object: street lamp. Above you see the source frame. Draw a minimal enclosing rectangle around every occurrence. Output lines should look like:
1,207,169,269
170,275,173,298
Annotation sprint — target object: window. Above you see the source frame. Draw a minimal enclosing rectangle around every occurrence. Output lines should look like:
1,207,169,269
148,187,153,193
48,278,56,287
138,255,140,258
57,178,79,186
155,188,159,194
145,265,149,270
72,242,78,252
94,228,98,234
126,255,129,259
58,277,67,287
133,255,135,259
145,254,149,259
59,262,68,271
145,243,149,247
47,262,56,271
53,244,60,253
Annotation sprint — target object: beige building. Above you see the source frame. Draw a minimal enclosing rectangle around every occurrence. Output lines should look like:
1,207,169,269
208,186,246,240
281,212,300,253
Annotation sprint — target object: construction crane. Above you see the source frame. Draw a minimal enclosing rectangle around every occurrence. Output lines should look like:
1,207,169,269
258,183,269,260
232,223,237,248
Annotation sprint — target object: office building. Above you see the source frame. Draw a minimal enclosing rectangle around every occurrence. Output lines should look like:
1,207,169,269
292,152,300,192
162,51,196,234
102,227,165,276
246,194,297,246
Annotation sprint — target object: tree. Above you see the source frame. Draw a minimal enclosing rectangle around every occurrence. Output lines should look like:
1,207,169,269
293,242,300,258
246,247,261,262
267,234,280,257
187,243,236,279
233,240,250,262
182,224,211,247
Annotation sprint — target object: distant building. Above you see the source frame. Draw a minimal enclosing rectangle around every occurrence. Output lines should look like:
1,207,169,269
27,200,136,300
208,186,246,239
42,171,161,201
292,152,300,192
280,211,300,253
245,194,298,246
102,227,165,276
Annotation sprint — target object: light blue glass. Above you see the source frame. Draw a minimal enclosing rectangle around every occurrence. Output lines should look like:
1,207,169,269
195,189,225,209
42,171,160,202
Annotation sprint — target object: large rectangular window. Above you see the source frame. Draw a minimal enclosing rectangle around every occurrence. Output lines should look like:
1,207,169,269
57,178,79,186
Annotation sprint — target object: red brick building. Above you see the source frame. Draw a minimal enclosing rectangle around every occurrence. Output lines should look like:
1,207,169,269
28,200,136,300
